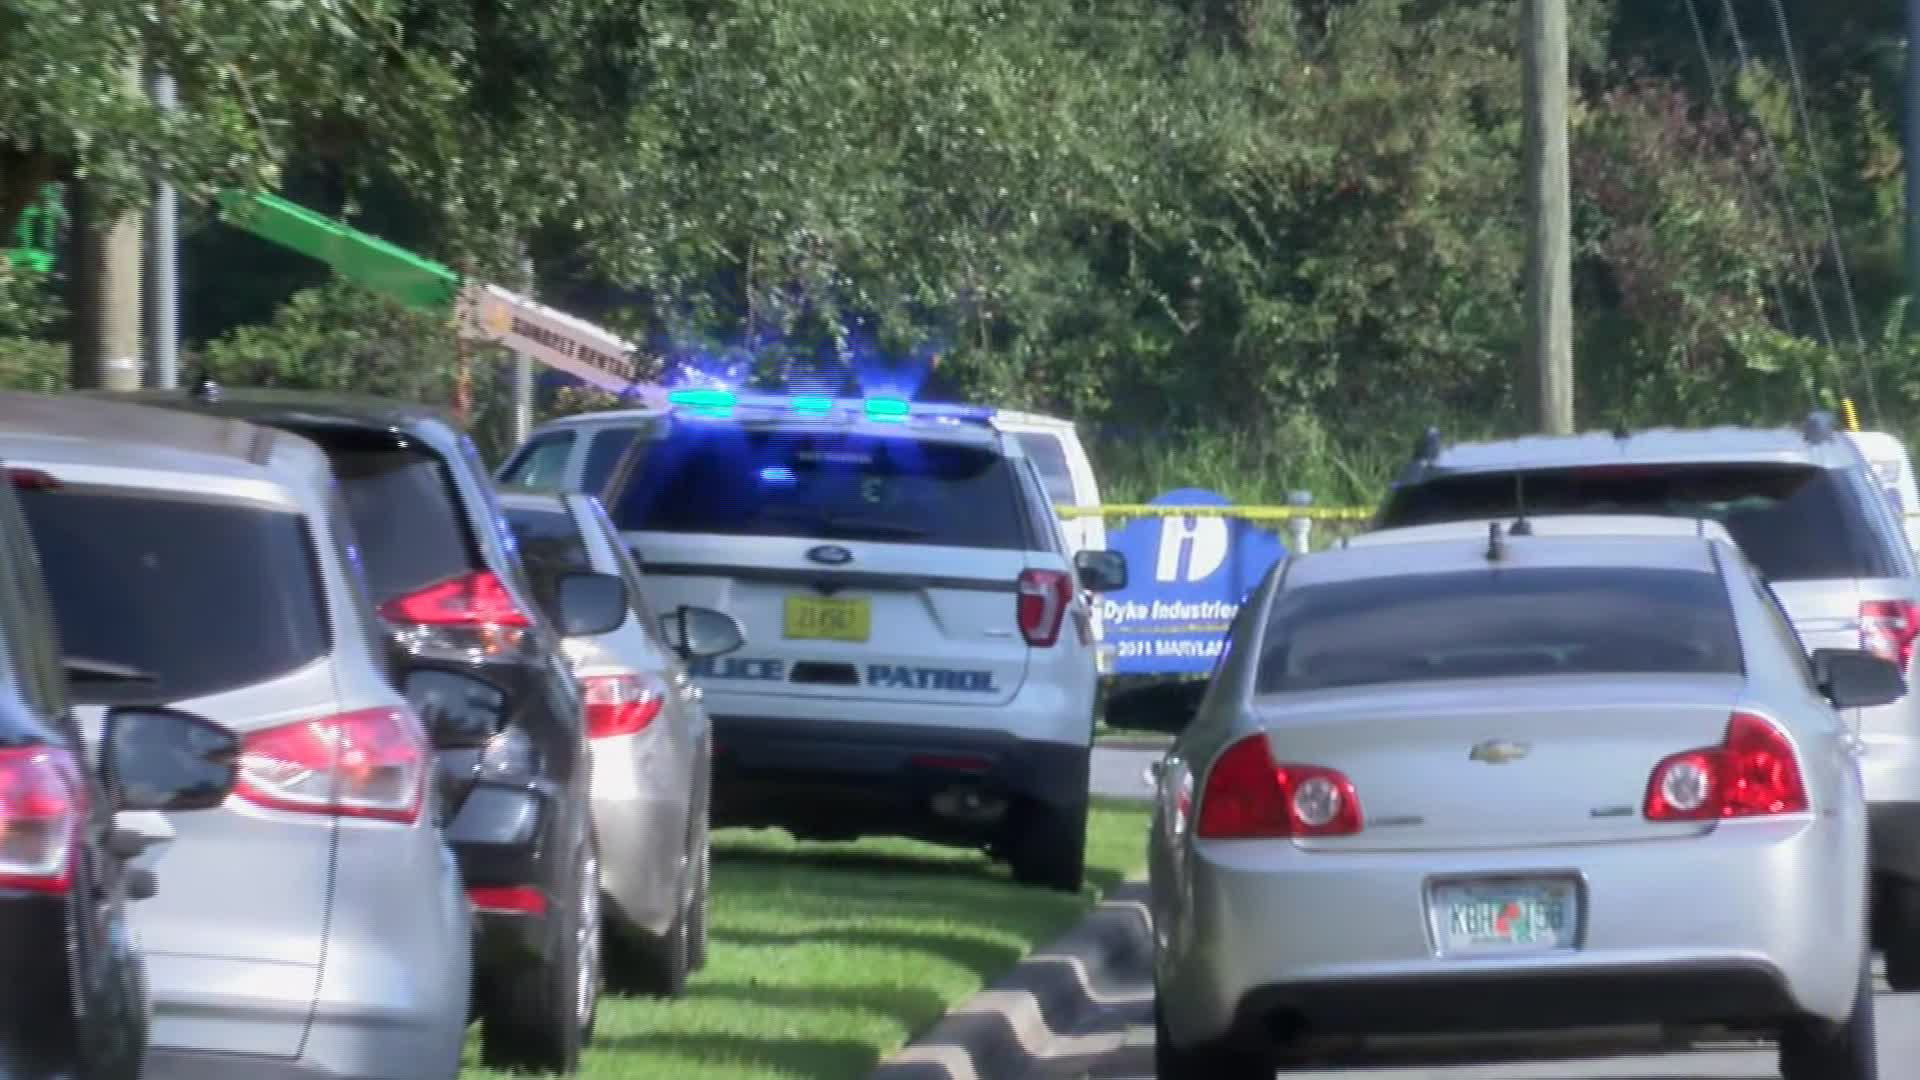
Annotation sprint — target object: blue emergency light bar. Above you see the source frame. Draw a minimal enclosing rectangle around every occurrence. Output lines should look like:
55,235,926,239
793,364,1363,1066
664,388,996,426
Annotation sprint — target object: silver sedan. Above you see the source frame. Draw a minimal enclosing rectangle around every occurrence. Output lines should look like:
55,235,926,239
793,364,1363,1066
1121,517,1901,1080
499,488,745,997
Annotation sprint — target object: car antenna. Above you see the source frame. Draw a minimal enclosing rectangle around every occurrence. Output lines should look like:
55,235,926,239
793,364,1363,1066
1508,473,1533,536
1486,520,1507,561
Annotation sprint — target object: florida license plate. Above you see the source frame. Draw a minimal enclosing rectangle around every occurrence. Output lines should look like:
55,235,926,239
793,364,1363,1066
783,595,872,642
1430,878,1579,955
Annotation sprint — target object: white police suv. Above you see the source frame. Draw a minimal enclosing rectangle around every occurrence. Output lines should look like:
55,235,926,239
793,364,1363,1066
499,390,1129,891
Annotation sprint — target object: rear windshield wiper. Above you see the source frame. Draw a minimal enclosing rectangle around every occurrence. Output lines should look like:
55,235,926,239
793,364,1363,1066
820,516,927,540
62,656,160,685
759,508,928,541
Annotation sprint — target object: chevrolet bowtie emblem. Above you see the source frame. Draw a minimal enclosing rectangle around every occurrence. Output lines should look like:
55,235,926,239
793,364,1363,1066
1469,739,1531,765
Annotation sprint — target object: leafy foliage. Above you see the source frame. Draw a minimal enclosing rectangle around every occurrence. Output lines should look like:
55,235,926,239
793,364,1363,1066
12,0,1919,502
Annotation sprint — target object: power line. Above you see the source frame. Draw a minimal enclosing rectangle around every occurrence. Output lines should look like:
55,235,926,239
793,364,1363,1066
1679,0,1799,341
1764,0,1881,423
1713,0,1837,356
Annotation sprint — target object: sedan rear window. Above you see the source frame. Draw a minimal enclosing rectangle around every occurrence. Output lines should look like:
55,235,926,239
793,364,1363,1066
503,505,594,624
19,489,330,704
608,427,1029,549
1379,463,1915,582
1254,568,1742,694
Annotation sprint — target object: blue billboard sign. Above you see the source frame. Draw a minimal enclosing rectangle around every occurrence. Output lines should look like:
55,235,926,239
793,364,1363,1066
1101,488,1289,676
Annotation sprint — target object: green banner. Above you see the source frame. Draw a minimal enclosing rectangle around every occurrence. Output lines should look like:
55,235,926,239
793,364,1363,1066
4,185,64,273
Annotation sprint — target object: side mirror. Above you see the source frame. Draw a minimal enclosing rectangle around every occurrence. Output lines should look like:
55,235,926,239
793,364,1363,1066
101,707,240,813
1103,679,1208,736
659,605,746,660
556,571,628,637
404,668,508,747
1074,549,1128,594
1812,648,1908,710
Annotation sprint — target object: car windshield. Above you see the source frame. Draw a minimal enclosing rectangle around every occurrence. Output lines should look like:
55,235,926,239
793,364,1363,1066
1254,567,1743,694
608,426,1029,549
503,504,594,624
18,487,331,704
1379,462,1914,582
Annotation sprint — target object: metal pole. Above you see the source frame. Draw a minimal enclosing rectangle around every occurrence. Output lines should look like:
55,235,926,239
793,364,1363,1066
512,253,535,441
1523,0,1575,434
1286,490,1314,555
147,69,179,389
1906,0,1920,329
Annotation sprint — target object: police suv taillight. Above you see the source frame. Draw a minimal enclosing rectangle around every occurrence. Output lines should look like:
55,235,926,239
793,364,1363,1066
1016,569,1074,647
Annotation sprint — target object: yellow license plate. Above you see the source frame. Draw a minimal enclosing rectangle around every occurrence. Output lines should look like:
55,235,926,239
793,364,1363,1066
782,595,871,642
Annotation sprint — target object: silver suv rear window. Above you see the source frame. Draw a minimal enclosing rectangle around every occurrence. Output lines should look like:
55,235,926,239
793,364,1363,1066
1254,567,1743,694
1379,463,1915,582
607,427,1031,550
21,488,330,704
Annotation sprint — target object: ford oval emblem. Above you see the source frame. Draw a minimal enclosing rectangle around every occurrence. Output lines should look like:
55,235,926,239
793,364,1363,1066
807,544,853,566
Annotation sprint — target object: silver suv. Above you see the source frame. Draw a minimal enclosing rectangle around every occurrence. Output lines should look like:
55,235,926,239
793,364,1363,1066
0,393,473,1079
1376,411,1920,991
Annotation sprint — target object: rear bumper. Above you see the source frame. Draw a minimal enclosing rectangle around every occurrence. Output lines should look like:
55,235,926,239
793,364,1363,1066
1223,962,1798,1051
444,776,578,977
1158,814,1866,1050
710,715,1090,844
594,790,683,937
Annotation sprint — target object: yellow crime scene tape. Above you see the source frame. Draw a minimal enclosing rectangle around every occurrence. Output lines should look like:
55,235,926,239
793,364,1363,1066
1056,504,1376,522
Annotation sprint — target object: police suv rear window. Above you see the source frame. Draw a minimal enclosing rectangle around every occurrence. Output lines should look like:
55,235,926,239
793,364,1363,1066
1254,567,1742,694
1379,463,1915,582
609,427,1029,550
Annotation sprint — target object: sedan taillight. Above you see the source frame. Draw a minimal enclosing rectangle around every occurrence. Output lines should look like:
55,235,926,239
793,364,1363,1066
1196,734,1363,839
582,673,667,739
1644,711,1808,822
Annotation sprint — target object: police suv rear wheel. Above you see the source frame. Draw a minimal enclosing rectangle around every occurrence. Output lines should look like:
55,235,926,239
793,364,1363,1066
1008,796,1088,893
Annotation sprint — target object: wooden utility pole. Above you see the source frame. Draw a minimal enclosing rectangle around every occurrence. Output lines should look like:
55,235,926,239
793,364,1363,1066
69,62,145,391
1522,0,1574,434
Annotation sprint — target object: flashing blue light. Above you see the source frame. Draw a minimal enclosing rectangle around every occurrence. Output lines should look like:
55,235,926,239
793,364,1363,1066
759,465,797,486
864,397,911,422
663,389,995,427
668,388,736,409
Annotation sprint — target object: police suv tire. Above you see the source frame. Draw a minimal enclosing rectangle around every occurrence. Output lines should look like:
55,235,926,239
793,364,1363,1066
1009,796,1088,893
1880,876,1920,992
1778,955,1878,1080
1154,993,1269,1080
477,842,596,1074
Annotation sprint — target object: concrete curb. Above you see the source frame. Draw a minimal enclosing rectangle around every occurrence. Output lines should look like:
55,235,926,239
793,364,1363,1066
1093,736,1172,751
869,882,1153,1080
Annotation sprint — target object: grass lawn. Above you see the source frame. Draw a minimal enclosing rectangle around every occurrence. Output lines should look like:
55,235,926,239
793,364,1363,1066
463,796,1151,1079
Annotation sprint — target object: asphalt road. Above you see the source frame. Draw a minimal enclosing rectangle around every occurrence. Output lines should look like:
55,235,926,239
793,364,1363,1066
1091,743,1163,800
1034,968,1920,1079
